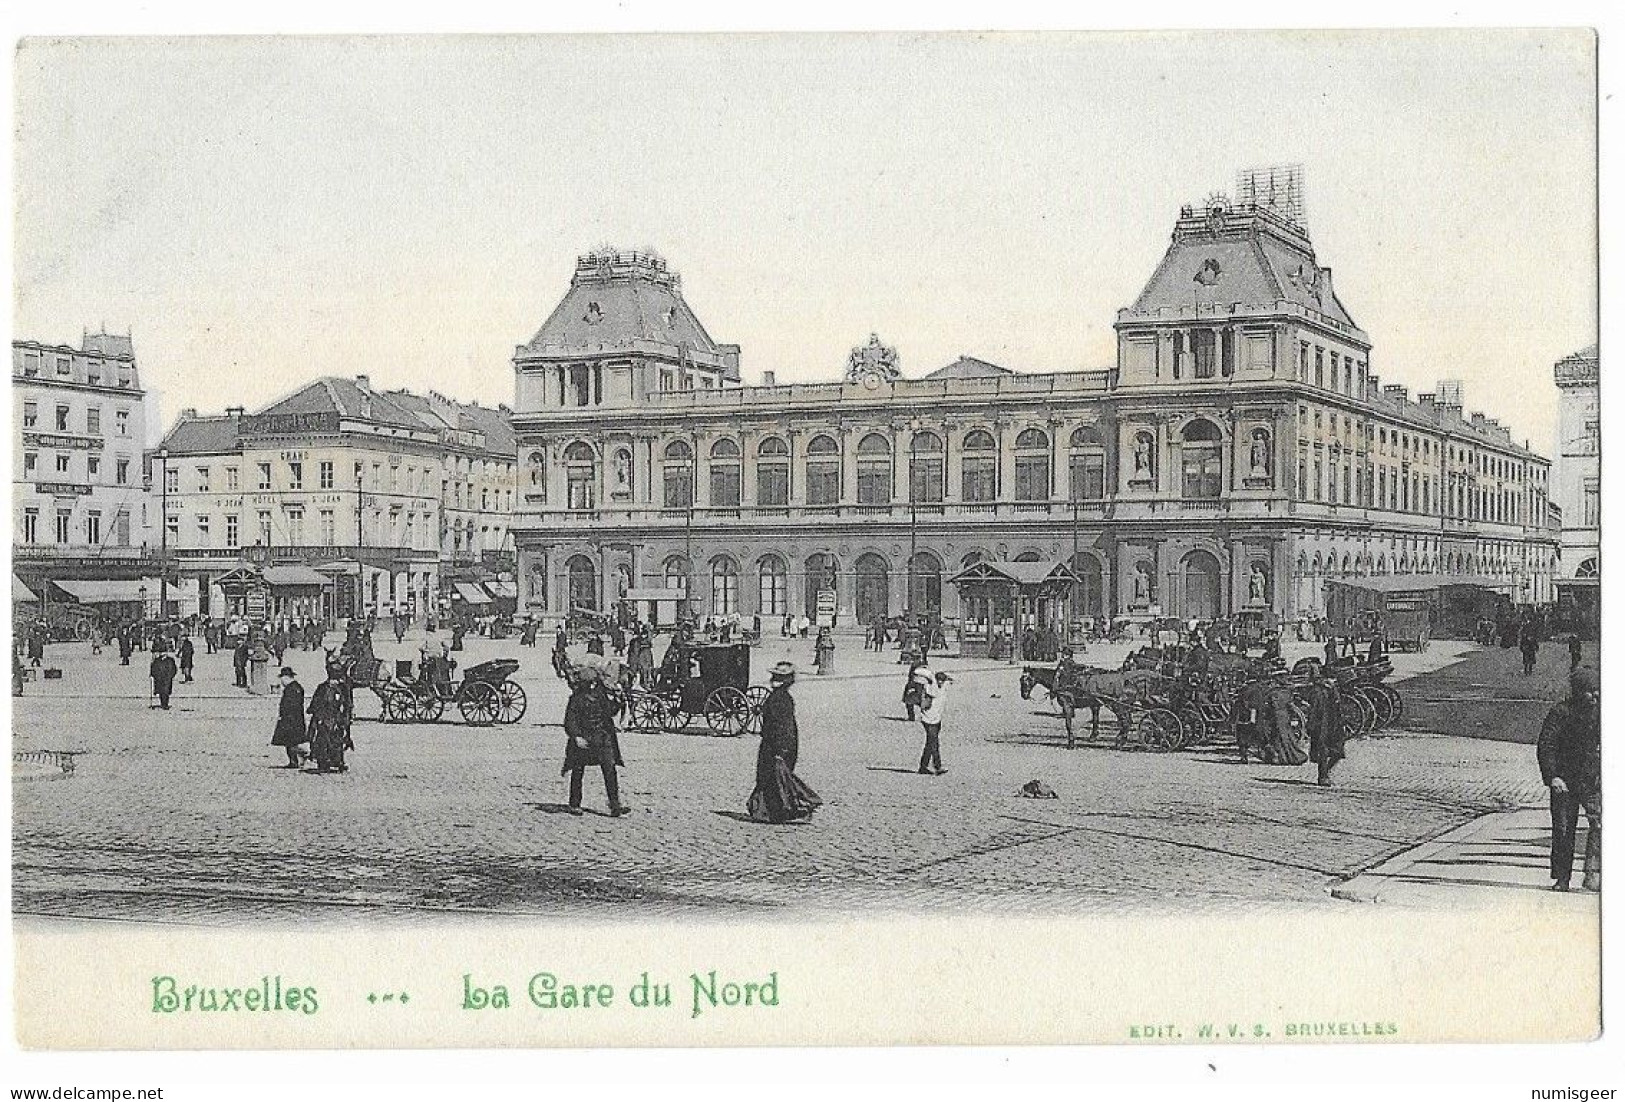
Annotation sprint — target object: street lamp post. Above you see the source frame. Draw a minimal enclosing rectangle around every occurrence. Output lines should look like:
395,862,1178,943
1071,495,1081,645
157,447,169,621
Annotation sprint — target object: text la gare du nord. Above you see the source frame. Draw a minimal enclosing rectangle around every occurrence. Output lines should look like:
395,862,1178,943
464,970,780,1019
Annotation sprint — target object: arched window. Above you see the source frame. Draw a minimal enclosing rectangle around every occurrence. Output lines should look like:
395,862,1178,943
806,435,840,506
857,433,892,505
855,552,890,623
909,431,944,504
758,555,788,616
567,554,598,610
1578,557,1599,578
1069,426,1106,501
907,550,942,614
1015,550,1043,563
1341,553,1352,575
662,439,694,509
709,438,741,510
664,555,689,593
962,430,997,502
1376,555,1387,575
757,436,789,507
1296,552,1309,575
564,442,597,511
1181,419,1222,499
1014,427,1051,501
710,556,739,615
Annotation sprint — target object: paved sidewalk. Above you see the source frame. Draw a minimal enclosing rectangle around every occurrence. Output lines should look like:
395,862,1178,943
1333,807,1600,908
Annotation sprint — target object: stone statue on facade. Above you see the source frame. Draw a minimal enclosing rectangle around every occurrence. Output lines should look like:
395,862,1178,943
1133,433,1154,478
1250,430,1271,476
1249,566,1267,605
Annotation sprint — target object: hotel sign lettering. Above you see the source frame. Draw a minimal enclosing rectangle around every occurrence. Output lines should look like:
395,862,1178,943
241,411,340,436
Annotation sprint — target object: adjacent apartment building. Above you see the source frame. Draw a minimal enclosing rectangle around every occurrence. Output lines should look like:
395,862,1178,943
508,177,1558,628
1553,343,1600,633
154,376,516,622
12,333,157,594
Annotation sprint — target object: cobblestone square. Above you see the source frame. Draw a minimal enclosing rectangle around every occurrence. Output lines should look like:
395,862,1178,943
12,631,1559,925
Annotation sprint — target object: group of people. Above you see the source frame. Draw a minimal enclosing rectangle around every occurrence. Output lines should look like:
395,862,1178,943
272,661,355,774
557,651,821,823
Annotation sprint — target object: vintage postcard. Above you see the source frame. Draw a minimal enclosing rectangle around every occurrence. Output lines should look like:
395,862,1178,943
7,28,1602,1054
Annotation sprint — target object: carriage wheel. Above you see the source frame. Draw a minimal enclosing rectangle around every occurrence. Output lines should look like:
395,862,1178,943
1291,658,1322,678
1341,692,1374,740
380,690,408,723
1175,708,1207,750
663,706,691,733
415,694,445,723
1135,708,1182,752
705,686,752,737
1362,686,1394,730
458,682,499,725
628,694,669,732
1380,684,1403,723
744,685,770,710
494,680,527,724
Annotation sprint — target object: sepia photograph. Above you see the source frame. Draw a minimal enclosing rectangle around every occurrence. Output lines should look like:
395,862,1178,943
5,19,1607,1069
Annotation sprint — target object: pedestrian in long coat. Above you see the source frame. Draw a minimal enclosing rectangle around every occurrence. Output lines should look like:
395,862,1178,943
149,648,178,710
1306,665,1344,786
1537,668,1601,891
117,628,133,666
748,662,822,823
271,667,308,767
307,665,352,774
177,636,195,683
1520,622,1540,676
814,628,835,676
233,638,250,688
561,654,627,816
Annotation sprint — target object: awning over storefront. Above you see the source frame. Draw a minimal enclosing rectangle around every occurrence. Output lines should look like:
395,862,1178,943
1327,573,1516,595
262,566,330,588
484,579,518,600
454,582,493,605
12,574,38,603
52,577,167,604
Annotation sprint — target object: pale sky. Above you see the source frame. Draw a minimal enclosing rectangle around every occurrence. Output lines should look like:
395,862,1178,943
13,30,1596,454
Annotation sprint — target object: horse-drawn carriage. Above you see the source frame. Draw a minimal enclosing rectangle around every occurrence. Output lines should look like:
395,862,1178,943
343,654,528,726
622,641,767,736
1021,636,1402,754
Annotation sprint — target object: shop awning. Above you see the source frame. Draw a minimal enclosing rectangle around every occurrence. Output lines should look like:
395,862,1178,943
262,566,330,588
485,579,518,599
1326,574,1516,595
454,582,493,605
12,574,38,603
52,577,166,604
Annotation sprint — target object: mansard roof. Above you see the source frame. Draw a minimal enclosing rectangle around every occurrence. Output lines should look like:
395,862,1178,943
1126,203,1361,336
519,249,726,368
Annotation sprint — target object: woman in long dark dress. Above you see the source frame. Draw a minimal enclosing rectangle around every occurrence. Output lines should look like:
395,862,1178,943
748,662,822,823
271,666,308,768
307,664,352,773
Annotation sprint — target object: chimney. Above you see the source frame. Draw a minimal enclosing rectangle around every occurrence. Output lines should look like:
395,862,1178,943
1383,384,1409,402
225,406,245,417
180,407,197,420
355,374,371,391
762,370,777,386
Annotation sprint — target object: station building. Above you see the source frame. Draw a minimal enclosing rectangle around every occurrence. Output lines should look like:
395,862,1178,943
509,196,1558,629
